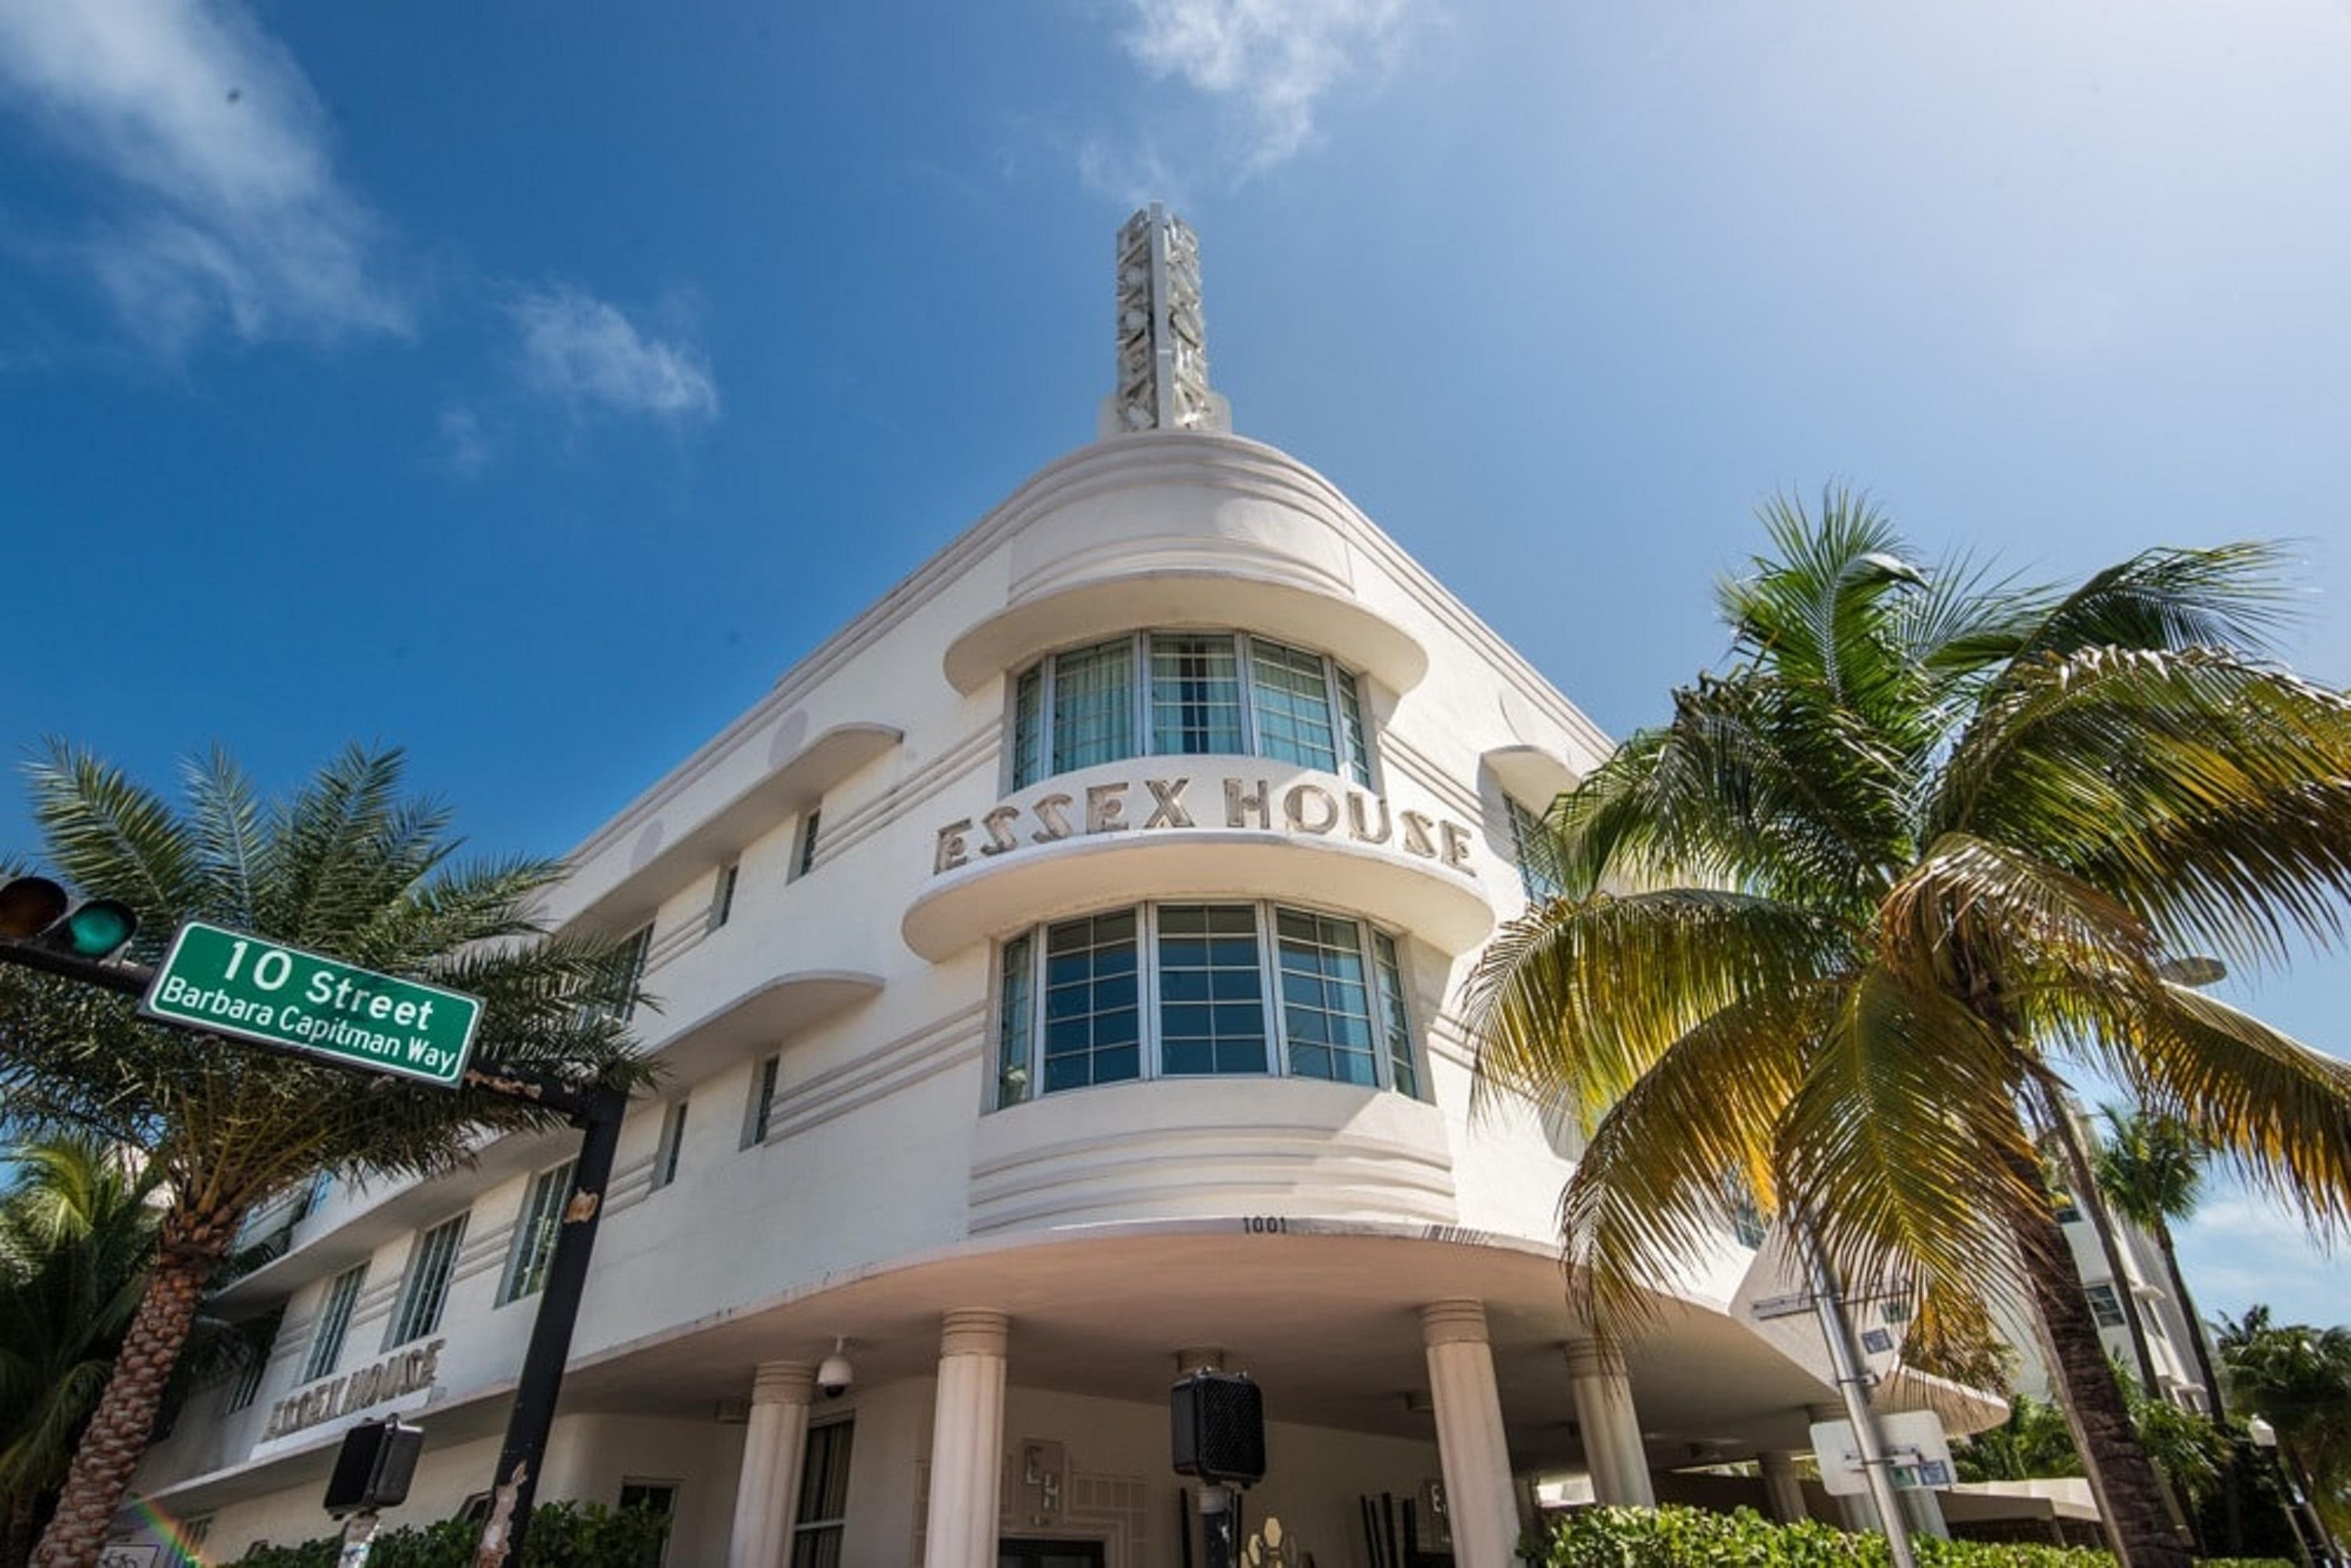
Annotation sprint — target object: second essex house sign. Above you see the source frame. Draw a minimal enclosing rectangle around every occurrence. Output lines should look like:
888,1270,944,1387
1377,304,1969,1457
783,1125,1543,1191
934,773,1478,876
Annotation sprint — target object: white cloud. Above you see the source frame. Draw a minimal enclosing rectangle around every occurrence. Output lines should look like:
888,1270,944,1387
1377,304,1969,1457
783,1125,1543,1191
0,0,408,350
437,403,491,478
2173,1190,2351,1329
508,285,719,424
1115,0,1416,176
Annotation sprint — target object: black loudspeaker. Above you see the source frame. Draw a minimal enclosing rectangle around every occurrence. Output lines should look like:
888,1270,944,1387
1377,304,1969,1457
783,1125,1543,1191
323,1418,423,1515
1171,1371,1265,1487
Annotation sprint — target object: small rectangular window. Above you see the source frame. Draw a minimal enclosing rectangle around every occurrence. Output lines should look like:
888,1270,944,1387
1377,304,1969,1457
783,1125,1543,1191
305,1265,368,1383
996,935,1034,1106
1150,634,1245,755
791,1419,855,1568
2085,1281,2128,1328
1507,796,1568,904
601,925,654,1022
1156,904,1267,1076
708,863,740,932
1041,911,1142,1092
796,809,822,879
1337,670,1373,785
1371,930,1418,1099
223,1310,277,1412
386,1214,468,1348
1276,908,1378,1086
1248,639,1341,773
653,1099,690,1190
619,1479,679,1567
1012,665,1045,789
1051,638,1136,773
746,1056,781,1146
502,1161,576,1305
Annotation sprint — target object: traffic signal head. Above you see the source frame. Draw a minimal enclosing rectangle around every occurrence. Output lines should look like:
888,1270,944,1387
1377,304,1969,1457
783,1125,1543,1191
0,875,138,958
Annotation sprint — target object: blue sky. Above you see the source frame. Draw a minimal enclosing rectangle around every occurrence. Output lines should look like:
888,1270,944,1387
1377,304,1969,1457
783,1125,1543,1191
2,0,2349,1327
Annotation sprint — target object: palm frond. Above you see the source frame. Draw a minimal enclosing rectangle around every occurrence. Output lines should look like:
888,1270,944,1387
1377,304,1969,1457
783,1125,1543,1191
1555,986,1825,1327
1463,887,1855,1126
181,744,267,927
2005,541,2300,668
1776,965,2043,1313
24,742,207,944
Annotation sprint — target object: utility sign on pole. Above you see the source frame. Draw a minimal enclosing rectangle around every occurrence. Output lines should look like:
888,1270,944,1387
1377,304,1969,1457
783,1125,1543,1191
141,921,483,1088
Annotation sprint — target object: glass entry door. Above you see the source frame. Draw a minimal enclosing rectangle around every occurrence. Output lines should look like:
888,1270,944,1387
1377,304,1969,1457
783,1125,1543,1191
997,1539,1106,1568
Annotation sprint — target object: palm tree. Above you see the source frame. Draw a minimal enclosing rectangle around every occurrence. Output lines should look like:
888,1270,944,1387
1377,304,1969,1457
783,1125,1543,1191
0,1137,159,1568
2218,1307,2351,1548
2093,1106,2225,1418
1465,496,2351,1568
0,744,655,1566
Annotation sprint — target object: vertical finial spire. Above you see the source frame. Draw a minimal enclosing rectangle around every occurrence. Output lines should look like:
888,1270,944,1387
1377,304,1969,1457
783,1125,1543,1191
1103,204,1230,437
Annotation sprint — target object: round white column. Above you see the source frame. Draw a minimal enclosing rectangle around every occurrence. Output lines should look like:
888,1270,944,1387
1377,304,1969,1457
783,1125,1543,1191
729,1360,815,1568
922,1309,1009,1568
1758,1450,1807,1523
1419,1301,1523,1568
1563,1338,1655,1507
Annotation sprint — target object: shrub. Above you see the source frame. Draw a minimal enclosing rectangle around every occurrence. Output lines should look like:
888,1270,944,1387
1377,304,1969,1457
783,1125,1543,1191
1520,1504,2293,1567
232,1500,670,1567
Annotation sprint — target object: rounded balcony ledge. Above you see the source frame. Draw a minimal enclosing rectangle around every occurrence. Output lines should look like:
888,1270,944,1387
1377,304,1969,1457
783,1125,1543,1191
642,969,883,1080
942,571,1429,697
902,759,1495,961
1483,744,1581,809
969,1075,1457,1236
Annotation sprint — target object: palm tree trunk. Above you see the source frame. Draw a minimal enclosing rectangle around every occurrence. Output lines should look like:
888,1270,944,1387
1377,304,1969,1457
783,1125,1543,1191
2049,1114,2166,1397
3,1492,38,1568
31,1210,230,1568
2013,1191,2194,1567
2150,1225,2226,1421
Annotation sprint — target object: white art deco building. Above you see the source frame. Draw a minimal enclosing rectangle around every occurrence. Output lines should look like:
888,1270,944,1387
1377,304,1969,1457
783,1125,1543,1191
121,210,1998,1568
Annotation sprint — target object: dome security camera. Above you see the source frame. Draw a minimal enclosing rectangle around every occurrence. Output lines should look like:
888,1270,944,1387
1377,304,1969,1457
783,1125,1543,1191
817,1337,853,1400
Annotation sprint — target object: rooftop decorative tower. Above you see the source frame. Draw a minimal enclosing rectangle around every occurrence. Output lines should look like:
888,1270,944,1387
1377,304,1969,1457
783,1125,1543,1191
1101,204,1231,437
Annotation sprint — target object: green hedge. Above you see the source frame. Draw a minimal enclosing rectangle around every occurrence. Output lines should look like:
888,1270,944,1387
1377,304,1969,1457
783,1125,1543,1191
232,1500,670,1567
1520,1504,2293,1567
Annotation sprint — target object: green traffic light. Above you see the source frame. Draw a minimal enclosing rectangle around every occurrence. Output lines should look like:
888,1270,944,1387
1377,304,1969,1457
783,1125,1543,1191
60,900,137,958
0,877,69,940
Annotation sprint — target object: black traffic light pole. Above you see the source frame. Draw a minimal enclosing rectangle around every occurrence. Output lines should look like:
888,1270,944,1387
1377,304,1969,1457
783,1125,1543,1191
0,926,626,1568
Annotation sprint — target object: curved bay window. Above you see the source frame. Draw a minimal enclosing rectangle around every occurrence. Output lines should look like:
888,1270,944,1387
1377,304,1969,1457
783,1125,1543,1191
992,902,1422,1108
1009,632,1375,790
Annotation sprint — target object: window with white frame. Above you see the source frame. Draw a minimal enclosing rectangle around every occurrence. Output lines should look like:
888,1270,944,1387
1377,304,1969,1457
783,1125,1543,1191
795,808,822,879
791,1418,854,1568
304,1264,367,1382
1008,631,1375,791
502,1161,575,1305
2085,1280,2128,1328
223,1309,277,1411
994,902,1422,1106
1505,795,1568,904
618,1478,679,1567
589,924,653,1023
744,1055,781,1146
386,1213,467,1348
708,862,740,932
652,1098,690,1190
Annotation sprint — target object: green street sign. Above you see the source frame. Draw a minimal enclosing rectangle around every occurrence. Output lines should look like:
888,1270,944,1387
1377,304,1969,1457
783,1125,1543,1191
141,921,483,1089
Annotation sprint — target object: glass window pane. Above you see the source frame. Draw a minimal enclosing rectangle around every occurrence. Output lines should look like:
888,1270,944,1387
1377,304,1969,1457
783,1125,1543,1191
1509,796,1569,904
1150,634,1245,755
996,935,1034,1106
1052,639,1136,773
1012,665,1045,789
1374,931,1419,1098
502,1161,574,1305
388,1214,467,1348
1039,912,1144,1092
304,1266,367,1383
1276,909,1380,1085
1338,669,1373,784
1248,639,1340,773
1157,904,1266,1077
